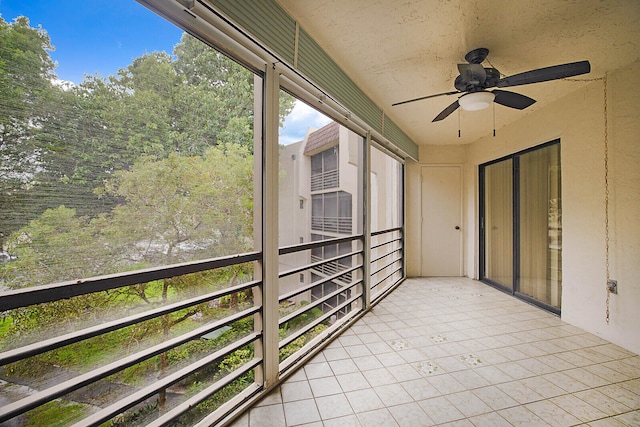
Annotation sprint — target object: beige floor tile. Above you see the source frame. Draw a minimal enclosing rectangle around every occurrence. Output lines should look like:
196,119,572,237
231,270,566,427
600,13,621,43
614,409,640,426
565,367,612,388
520,375,566,398
427,373,467,395
315,393,355,420
498,405,551,426
596,383,640,410
249,404,286,427
323,346,350,361
309,376,342,397
550,393,608,422
281,380,313,402
254,387,282,406
497,360,535,380
322,414,362,427
234,278,640,427
475,365,515,384
345,388,386,413
541,371,590,393
373,382,414,406
418,395,466,424
387,402,435,426
574,389,632,416
351,354,383,371
304,361,333,379
473,385,519,410
362,367,397,387
329,358,359,375
445,390,493,417
468,411,512,427
283,399,321,426
586,417,627,427
584,363,633,383
604,359,640,379
525,400,582,427
335,371,370,392
356,408,399,426
496,380,545,404
387,363,420,382
401,378,441,400
449,368,491,389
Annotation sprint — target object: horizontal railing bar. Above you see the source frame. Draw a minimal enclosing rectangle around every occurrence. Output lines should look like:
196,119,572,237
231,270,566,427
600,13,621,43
278,304,360,374
371,227,402,237
278,262,362,302
0,280,260,366
0,251,261,311
279,290,362,349
278,234,362,255
370,257,402,277
193,382,263,427
371,247,402,264
279,249,362,279
371,236,402,250
372,275,404,304
147,358,262,427
0,305,260,424
279,278,363,326
371,266,403,291
71,332,261,427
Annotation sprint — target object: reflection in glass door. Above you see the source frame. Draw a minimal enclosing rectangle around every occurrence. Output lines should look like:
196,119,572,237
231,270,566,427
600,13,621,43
483,159,513,289
480,141,562,313
519,144,562,309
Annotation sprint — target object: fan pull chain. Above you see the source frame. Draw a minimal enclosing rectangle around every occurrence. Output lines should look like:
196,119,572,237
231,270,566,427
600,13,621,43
458,108,461,138
603,73,611,325
493,103,496,137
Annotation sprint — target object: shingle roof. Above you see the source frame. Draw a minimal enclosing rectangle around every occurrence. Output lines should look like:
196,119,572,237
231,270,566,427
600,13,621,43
304,121,339,154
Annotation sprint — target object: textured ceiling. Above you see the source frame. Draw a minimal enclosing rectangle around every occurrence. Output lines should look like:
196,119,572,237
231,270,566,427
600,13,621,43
277,0,640,146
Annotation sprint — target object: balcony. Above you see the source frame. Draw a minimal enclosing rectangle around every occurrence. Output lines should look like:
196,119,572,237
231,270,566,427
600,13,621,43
231,277,640,427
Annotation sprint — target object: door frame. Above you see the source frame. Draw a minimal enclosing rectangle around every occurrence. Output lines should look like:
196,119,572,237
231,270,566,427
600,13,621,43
420,164,464,277
479,139,561,315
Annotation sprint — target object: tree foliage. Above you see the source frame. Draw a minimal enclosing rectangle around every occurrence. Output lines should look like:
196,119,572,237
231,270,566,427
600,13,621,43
0,20,295,247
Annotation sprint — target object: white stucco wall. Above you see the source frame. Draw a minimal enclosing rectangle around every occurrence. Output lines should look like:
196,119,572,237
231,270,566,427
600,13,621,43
406,61,640,354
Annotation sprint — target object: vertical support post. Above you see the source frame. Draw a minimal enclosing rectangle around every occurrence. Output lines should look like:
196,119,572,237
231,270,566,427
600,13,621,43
261,64,280,388
252,74,265,386
361,132,372,310
401,162,407,279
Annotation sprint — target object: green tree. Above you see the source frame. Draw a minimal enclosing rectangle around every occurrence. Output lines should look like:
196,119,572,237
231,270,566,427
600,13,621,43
0,16,58,245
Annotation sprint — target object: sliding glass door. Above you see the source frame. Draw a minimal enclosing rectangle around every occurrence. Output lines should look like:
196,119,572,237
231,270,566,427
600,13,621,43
480,141,562,313
483,159,513,289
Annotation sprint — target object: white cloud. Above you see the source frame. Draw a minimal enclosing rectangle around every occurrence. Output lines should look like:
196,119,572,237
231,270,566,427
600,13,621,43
279,100,332,145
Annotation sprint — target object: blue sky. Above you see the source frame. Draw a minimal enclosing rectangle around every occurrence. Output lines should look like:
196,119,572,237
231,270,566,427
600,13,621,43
0,0,330,144
0,0,182,84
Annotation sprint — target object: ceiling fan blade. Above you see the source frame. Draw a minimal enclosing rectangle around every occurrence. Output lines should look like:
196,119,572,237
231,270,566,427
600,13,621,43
496,60,590,88
432,100,460,122
392,91,460,107
457,63,486,85
493,90,536,110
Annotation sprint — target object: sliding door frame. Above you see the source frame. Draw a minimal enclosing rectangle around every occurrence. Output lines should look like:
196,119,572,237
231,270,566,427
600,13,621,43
479,139,561,315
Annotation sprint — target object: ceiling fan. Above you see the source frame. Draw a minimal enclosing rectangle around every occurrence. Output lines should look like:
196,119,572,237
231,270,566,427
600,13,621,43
392,48,591,122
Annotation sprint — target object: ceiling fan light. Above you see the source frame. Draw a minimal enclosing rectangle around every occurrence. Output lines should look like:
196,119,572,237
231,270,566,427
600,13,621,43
459,91,495,111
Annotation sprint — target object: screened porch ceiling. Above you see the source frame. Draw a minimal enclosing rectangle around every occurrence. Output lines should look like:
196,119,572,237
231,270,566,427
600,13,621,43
276,0,640,146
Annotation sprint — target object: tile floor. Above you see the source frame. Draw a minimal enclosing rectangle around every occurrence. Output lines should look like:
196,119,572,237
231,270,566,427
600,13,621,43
230,277,640,426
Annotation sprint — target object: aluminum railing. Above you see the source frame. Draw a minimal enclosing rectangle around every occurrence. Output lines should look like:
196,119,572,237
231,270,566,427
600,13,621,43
0,227,403,425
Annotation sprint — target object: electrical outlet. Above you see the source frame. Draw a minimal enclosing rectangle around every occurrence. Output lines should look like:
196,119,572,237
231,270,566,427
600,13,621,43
608,279,618,294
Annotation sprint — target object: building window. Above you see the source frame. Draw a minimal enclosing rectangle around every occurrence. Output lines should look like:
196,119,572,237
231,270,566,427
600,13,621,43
310,146,339,190
311,191,352,233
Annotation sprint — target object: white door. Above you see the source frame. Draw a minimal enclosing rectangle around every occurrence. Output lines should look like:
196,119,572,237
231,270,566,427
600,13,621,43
421,165,463,276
